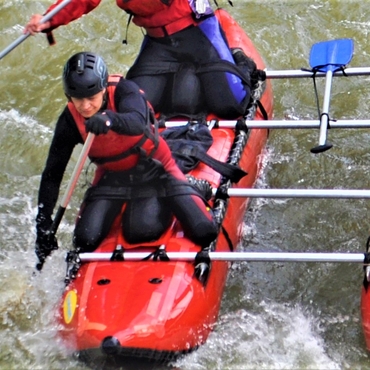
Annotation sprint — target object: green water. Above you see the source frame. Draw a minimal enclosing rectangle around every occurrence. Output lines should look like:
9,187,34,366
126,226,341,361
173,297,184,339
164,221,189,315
1,0,370,369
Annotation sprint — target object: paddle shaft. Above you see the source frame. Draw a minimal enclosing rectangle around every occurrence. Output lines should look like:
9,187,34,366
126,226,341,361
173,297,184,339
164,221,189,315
49,133,94,236
318,69,333,146
78,251,366,263
0,0,72,60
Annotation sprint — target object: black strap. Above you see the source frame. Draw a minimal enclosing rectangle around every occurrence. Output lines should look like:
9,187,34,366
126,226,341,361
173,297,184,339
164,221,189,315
302,65,347,121
183,146,247,183
46,31,55,46
221,225,234,251
110,245,125,261
122,13,133,45
363,236,370,291
84,184,166,201
256,99,269,121
84,178,201,202
127,59,254,88
197,60,252,87
143,246,170,261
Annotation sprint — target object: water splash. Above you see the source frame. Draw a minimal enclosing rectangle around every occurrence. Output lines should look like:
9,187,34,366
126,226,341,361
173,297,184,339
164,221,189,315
173,302,340,369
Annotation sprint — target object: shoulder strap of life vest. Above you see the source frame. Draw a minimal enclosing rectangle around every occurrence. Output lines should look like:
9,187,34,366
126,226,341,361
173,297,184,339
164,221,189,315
91,81,160,165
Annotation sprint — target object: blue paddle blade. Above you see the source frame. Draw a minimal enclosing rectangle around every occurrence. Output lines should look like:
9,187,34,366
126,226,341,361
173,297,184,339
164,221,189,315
309,38,354,72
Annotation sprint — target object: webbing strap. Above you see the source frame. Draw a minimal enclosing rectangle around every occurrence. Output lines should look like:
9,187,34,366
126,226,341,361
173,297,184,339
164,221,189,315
84,180,201,202
127,59,253,87
185,147,247,182
221,225,234,251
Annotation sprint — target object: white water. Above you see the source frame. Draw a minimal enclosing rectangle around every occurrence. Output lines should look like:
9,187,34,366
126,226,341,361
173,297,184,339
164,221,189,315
2,0,370,369
174,303,340,370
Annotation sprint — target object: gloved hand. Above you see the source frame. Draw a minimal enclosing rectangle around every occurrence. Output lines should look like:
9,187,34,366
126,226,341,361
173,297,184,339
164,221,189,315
35,231,58,269
35,212,58,270
85,112,112,135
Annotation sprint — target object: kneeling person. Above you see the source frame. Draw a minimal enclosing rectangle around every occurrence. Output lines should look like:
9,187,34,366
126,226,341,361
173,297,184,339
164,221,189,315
35,52,217,264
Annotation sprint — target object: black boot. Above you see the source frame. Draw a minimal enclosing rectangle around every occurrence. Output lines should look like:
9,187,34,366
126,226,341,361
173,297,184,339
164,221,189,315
186,175,213,201
231,48,266,86
232,48,257,69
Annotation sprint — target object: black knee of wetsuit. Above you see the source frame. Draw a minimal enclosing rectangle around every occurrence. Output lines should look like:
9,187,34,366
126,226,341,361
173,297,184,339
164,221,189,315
166,64,205,117
122,197,173,244
128,74,171,113
74,199,123,252
168,194,218,247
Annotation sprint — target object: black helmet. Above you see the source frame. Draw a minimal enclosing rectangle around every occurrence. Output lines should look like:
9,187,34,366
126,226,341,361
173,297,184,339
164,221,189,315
63,52,108,98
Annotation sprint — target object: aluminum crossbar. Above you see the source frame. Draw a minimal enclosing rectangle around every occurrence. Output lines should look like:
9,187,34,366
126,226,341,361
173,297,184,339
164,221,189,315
221,188,370,199
78,251,366,263
164,120,370,129
266,66,370,79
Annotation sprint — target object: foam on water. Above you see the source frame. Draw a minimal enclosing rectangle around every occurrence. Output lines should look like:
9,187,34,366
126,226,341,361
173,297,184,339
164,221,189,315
0,198,81,370
0,109,54,178
0,107,86,369
173,302,340,370
0,108,52,138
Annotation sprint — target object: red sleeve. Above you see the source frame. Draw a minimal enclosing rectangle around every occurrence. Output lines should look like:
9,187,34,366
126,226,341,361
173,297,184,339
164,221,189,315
154,137,187,180
45,0,102,29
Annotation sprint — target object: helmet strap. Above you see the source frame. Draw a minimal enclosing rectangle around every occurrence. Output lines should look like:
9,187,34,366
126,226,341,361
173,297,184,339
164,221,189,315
100,90,108,111
65,93,72,102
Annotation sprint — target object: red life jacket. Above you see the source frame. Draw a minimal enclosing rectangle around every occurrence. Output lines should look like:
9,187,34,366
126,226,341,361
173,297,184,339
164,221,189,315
116,0,170,18
116,0,199,37
68,74,158,172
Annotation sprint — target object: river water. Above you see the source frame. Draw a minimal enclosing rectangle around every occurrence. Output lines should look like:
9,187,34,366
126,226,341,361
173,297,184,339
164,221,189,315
1,0,370,369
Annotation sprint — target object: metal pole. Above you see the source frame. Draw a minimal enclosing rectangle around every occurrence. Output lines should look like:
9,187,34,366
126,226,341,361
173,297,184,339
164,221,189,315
265,66,370,79
49,133,94,237
164,120,370,129
78,251,366,263
0,0,72,60
317,69,333,146
60,133,94,208
37,133,94,271
218,188,370,199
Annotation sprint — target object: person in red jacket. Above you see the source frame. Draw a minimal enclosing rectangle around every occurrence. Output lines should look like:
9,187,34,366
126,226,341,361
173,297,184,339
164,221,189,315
35,51,217,266
24,0,257,120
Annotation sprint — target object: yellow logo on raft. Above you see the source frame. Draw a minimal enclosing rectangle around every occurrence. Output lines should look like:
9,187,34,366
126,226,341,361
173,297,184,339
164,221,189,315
63,290,77,324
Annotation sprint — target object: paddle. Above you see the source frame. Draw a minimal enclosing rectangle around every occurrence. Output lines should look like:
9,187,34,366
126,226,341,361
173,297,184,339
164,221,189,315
36,133,95,271
309,38,354,153
0,0,72,61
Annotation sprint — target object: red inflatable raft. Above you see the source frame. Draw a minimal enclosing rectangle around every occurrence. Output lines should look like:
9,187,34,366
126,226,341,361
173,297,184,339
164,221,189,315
361,241,370,351
57,8,274,368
